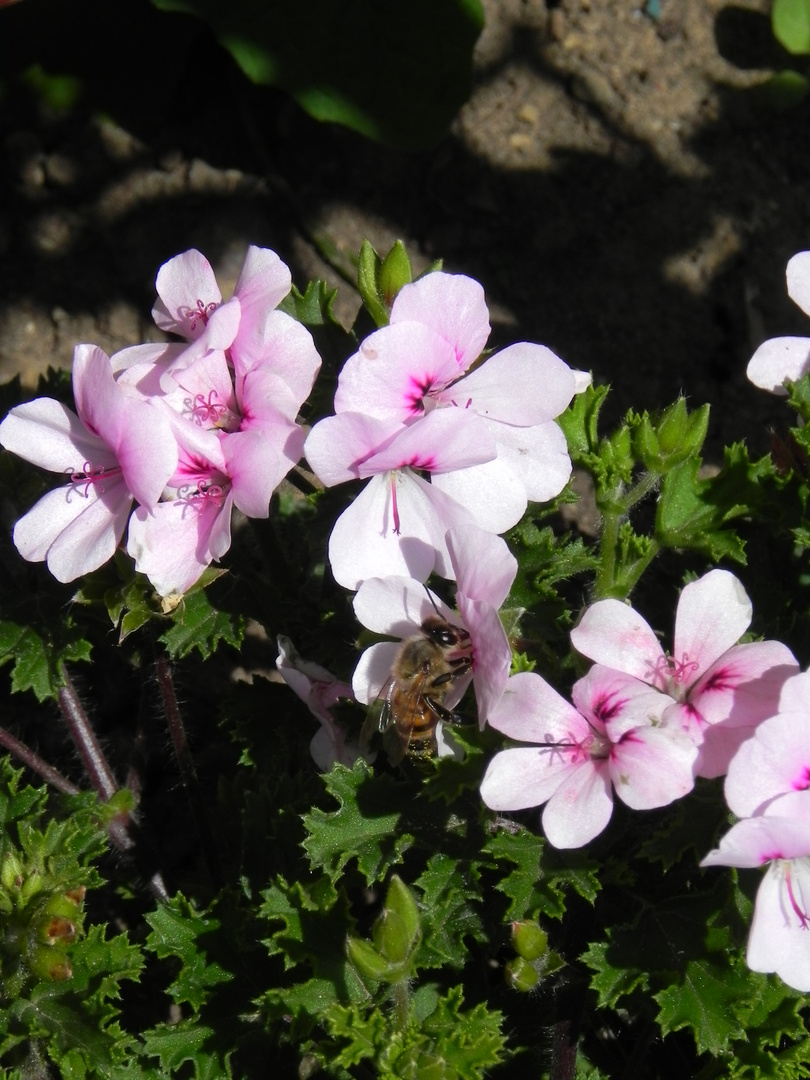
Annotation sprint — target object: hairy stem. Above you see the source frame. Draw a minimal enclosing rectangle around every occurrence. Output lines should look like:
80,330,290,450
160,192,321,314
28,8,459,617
390,979,411,1034
0,724,79,796
57,666,118,803
155,652,224,890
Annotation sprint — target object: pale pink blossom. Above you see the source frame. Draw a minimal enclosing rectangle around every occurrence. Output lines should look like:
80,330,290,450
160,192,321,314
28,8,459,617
276,636,363,770
701,790,810,991
747,252,810,394
332,271,579,528
0,344,177,582
569,570,799,777
305,408,492,589
480,665,698,848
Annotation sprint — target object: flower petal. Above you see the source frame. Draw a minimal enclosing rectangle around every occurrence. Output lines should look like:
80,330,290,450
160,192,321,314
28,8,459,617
747,337,810,395
673,570,752,682
353,576,455,638
570,600,666,686
542,761,614,848
446,525,517,608
445,343,576,425
152,249,221,338
390,272,490,371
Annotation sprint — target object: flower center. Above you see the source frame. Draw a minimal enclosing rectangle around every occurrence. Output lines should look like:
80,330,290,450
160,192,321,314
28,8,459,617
185,298,218,333
650,652,700,699
68,462,121,498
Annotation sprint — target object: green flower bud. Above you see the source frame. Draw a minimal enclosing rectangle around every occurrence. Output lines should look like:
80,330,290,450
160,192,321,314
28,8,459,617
378,875,421,960
505,956,539,992
1,850,24,894
25,943,72,982
379,241,413,308
511,920,548,962
346,936,401,982
19,869,44,906
356,240,388,328
35,916,77,946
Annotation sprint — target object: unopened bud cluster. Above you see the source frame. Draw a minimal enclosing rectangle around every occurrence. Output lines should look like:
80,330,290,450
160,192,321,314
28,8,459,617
505,919,563,993
1,848,86,993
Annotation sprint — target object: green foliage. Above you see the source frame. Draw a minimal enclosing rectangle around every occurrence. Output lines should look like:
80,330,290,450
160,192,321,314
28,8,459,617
2,241,810,1078
149,0,484,149
773,0,810,54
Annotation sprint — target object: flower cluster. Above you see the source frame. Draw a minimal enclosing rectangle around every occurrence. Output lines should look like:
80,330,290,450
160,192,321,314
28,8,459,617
0,247,320,595
480,570,798,849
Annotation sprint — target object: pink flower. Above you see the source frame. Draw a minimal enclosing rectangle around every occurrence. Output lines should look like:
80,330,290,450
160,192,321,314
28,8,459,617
0,345,177,582
305,408,492,589
276,636,363,770
351,526,516,730
747,252,810,394
332,271,579,528
701,790,810,991
480,666,698,849
150,246,313,385
569,570,799,778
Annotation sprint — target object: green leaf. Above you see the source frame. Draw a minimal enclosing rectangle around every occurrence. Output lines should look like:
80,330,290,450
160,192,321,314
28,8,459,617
149,0,484,150
484,827,599,922
144,895,232,1011
159,585,244,660
773,0,810,53
301,762,413,885
414,853,485,969
0,621,91,702
141,1018,228,1076
277,279,341,327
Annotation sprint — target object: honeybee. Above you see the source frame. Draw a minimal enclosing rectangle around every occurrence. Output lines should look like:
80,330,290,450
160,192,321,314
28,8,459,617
362,614,474,766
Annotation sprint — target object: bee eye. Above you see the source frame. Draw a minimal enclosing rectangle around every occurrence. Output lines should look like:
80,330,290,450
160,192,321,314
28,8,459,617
433,629,456,646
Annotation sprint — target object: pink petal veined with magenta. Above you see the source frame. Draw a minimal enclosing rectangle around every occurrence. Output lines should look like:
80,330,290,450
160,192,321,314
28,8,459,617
390,272,490,371
0,398,113,474
572,664,674,740
326,470,476,590
724,711,810,818
488,671,592,744
152,249,222,338
672,569,752,684
480,746,584,812
335,321,461,420
357,407,496,477
570,600,667,687
304,412,405,487
608,724,697,810
13,474,132,582
442,342,576,425
688,640,798,728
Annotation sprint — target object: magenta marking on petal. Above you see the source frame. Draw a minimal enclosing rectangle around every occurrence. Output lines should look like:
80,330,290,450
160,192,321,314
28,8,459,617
784,863,810,928
793,766,810,791
405,373,436,415
390,473,401,535
403,454,436,472
591,690,627,724
762,849,782,863
701,665,735,693
185,298,218,332
68,461,121,498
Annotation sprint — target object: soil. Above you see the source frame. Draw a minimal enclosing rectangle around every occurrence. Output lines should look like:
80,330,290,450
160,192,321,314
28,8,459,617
2,0,809,459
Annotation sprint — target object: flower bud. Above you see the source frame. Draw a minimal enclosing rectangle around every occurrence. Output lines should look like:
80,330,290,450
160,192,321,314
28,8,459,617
1,850,24,893
379,241,413,308
346,935,399,982
25,943,72,982
35,916,77,946
505,956,539,992
511,920,547,962
377,875,421,962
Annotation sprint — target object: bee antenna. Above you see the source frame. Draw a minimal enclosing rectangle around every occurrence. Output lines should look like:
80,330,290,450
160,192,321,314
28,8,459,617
422,584,442,617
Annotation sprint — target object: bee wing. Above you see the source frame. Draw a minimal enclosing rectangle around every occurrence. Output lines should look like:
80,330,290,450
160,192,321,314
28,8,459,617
360,678,395,749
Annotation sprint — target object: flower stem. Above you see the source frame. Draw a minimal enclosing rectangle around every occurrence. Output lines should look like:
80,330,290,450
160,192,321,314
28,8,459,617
0,724,79,796
390,979,411,1034
57,666,118,803
155,652,224,890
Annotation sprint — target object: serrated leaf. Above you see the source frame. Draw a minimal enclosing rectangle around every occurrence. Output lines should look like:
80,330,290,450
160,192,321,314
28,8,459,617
418,985,506,1079
301,762,413,885
150,0,484,150
144,896,232,1011
414,853,485,969
159,587,244,659
580,939,650,1008
484,827,599,921
653,956,749,1053
278,279,341,327
325,1002,387,1067
0,621,91,702
141,1018,227,1075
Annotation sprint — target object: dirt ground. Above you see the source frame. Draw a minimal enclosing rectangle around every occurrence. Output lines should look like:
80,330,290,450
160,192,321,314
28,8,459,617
2,0,809,460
